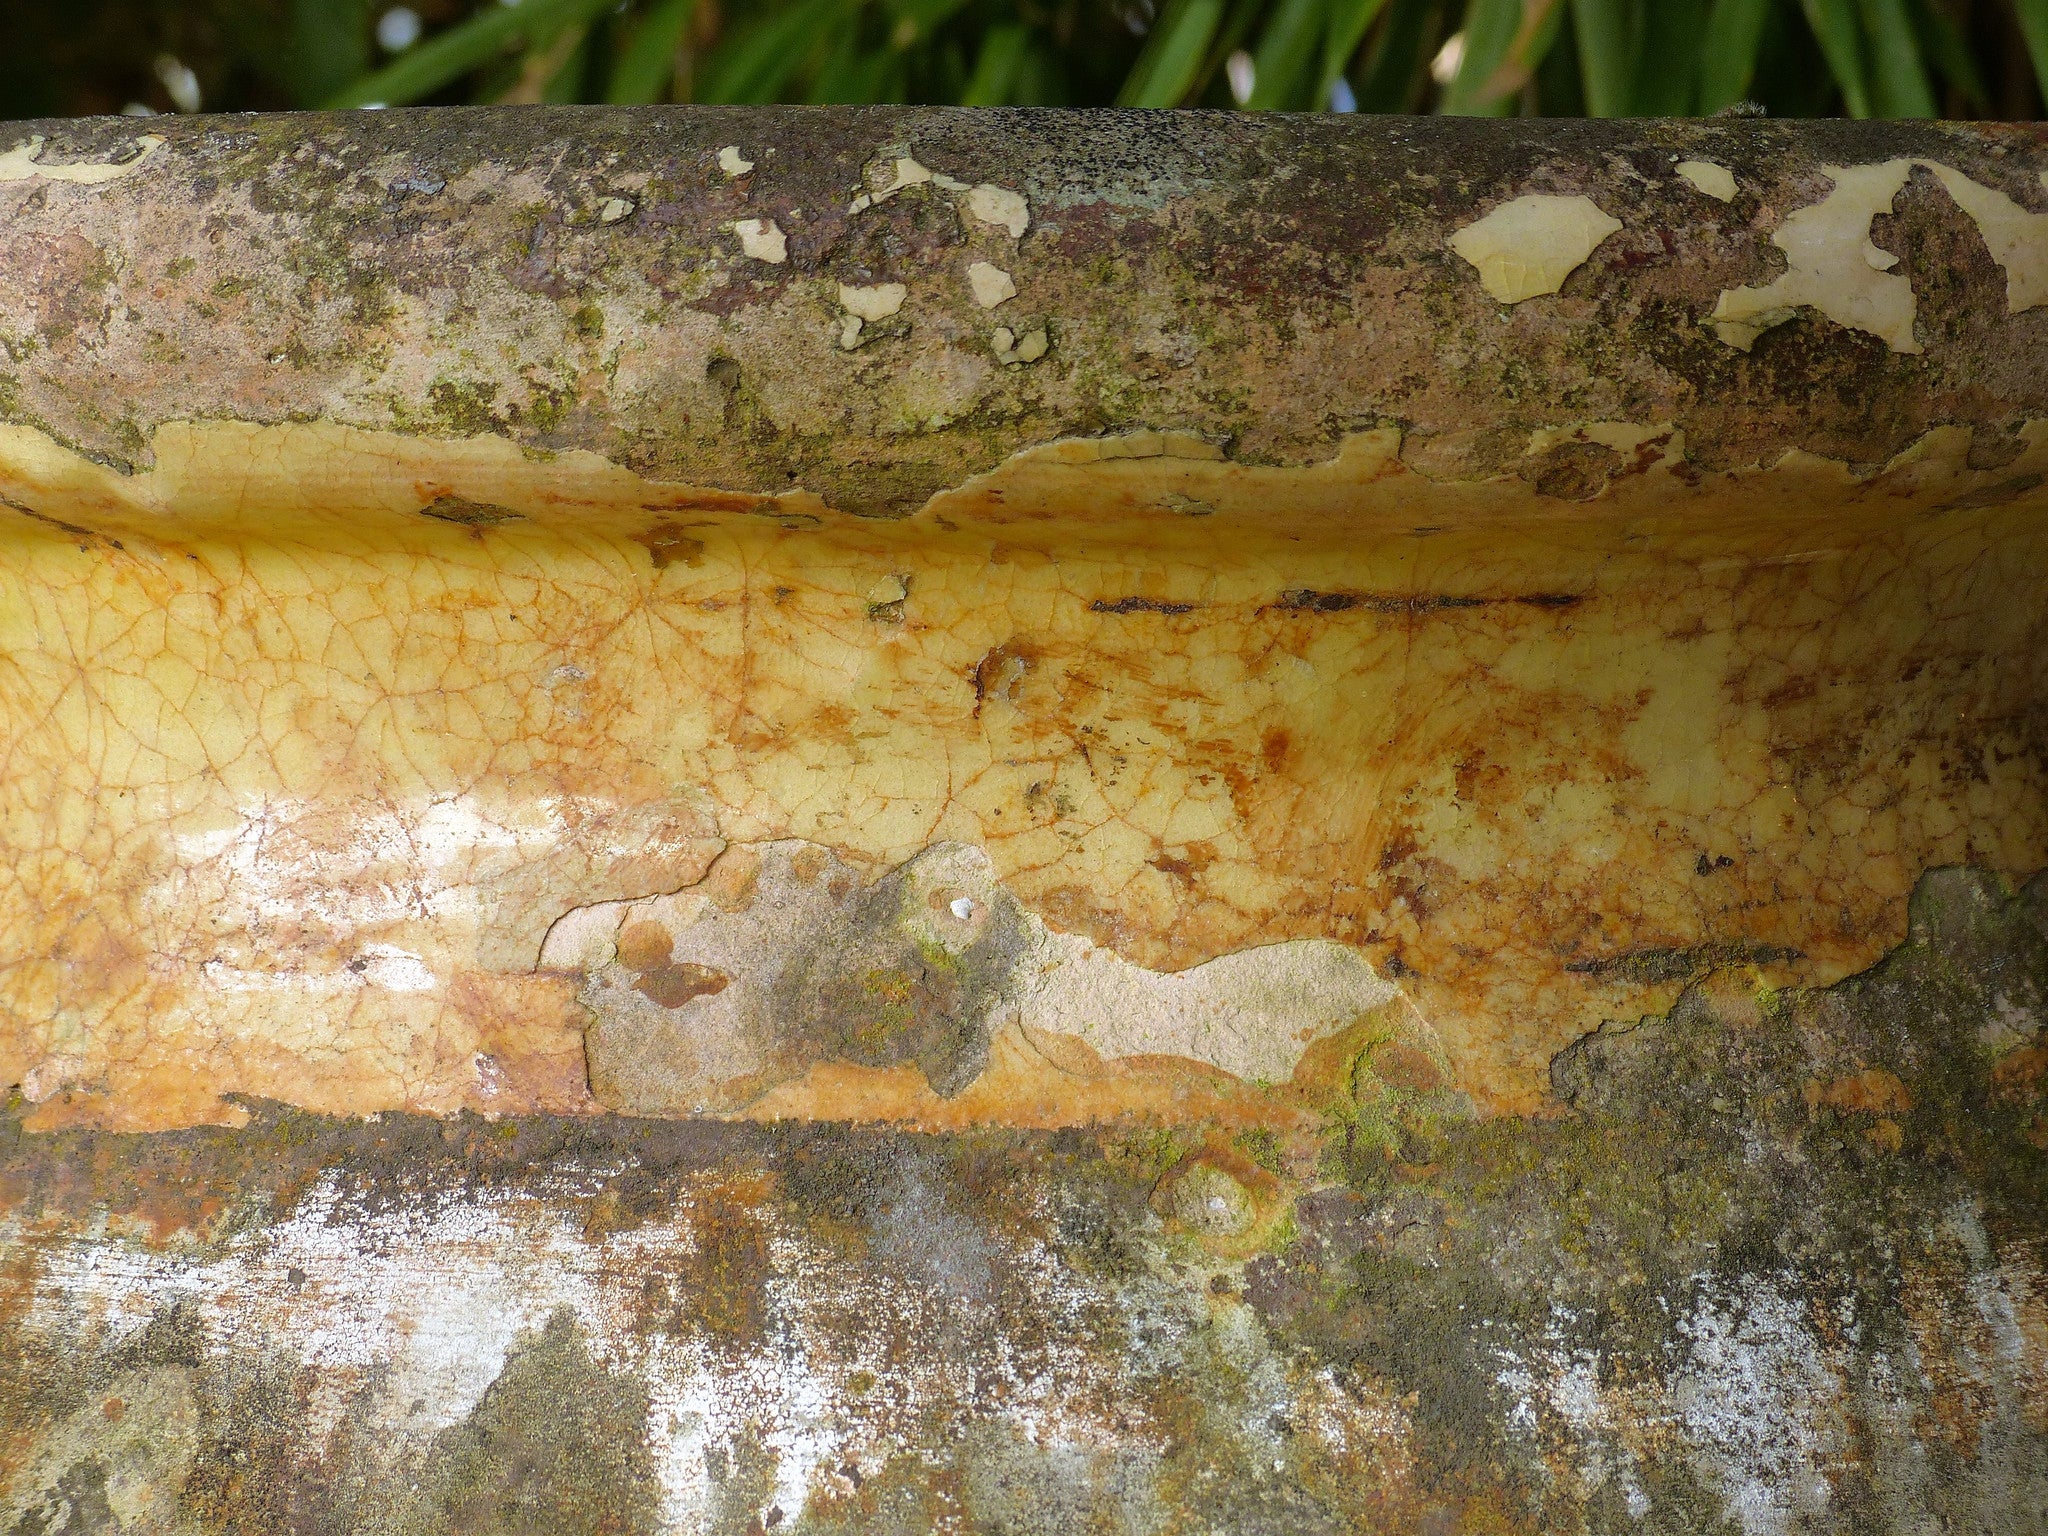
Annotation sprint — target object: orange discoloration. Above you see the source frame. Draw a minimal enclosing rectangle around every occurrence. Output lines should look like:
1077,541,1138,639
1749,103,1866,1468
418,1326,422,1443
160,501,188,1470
1994,1044,2048,1098
0,418,2043,1128
1804,1068,1915,1117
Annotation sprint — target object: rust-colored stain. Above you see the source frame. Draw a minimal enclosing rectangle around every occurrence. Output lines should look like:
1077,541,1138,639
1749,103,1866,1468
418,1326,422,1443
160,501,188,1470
633,519,708,569
1804,1067,1916,1116
619,920,734,1009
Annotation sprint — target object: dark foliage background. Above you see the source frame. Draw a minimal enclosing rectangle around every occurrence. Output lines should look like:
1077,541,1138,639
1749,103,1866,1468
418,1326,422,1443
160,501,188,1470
3,0,2044,123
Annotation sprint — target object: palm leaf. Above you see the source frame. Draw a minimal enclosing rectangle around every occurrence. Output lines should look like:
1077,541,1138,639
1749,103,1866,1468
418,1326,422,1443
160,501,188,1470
1904,0,1986,111
808,37,907,103
885,0,975,45
1570,0,1632,116
287,0,369,107
1698,0,1771,112
2019,0,2048,105
1636,0,1706,116
1858,0,1934,115
1444,0,1563,114
1800,0,1873,116
961,21,1031,104
1248,0,1327,107
607,0,695,104
1322,0,1391,94
698,0,851,104
327,0,614,108
1011,36,1071,104
1199,0,1283,101
1441,0,1528,114
1119,0,1227,106
1354,0,1440,111
538,26,594,104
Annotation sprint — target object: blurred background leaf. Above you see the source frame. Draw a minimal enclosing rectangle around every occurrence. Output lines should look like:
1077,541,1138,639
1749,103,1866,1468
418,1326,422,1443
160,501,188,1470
2,0,2041,121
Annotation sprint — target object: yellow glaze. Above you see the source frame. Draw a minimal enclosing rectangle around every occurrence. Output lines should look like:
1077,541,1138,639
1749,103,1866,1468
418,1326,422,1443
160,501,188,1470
1,419,2042,1129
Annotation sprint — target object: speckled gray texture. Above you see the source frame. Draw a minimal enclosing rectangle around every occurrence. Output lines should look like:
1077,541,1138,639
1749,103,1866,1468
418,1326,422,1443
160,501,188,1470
3,108,2046,508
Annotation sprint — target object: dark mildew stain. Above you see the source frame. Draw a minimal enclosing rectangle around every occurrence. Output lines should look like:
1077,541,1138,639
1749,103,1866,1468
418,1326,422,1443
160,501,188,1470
780,852,1034,1097
1090,596,1199,615
1564,938,1802,985
1270,588,1586,616
419,494,523,528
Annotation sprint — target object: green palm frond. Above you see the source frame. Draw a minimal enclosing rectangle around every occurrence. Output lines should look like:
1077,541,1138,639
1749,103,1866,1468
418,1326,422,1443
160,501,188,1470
1699,0,1773,113
301,0,2043,122
2013,0,2048,103
1244,0,1324,108
327,0,617,107
608,0,696,104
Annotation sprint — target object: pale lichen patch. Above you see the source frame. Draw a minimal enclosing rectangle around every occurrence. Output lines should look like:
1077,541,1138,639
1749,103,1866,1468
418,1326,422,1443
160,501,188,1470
1447,194,1622,304
731,217,787,264
838,282,907,322
968,261,1017,309
1923,164,2048,314
966,183,1031,239
596,195,635,224
717,145,754,178
1709,159,2048,351
0,132,164,186
992,325,1048,364
0,1367,199,1529
1675,160,1737,202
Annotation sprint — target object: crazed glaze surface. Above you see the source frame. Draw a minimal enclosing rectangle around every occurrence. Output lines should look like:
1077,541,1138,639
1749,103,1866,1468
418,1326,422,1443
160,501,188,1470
0,416,2043,1129
0,108,2044,1133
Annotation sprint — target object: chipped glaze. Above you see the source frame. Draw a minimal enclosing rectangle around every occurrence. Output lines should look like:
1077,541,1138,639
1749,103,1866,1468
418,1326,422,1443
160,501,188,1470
0,132,163,185
1711,158,2048,350
1447,193,1622,303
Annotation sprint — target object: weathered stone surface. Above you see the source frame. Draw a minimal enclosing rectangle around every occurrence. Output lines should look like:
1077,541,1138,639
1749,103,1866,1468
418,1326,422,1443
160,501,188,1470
1,865,2044,1532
